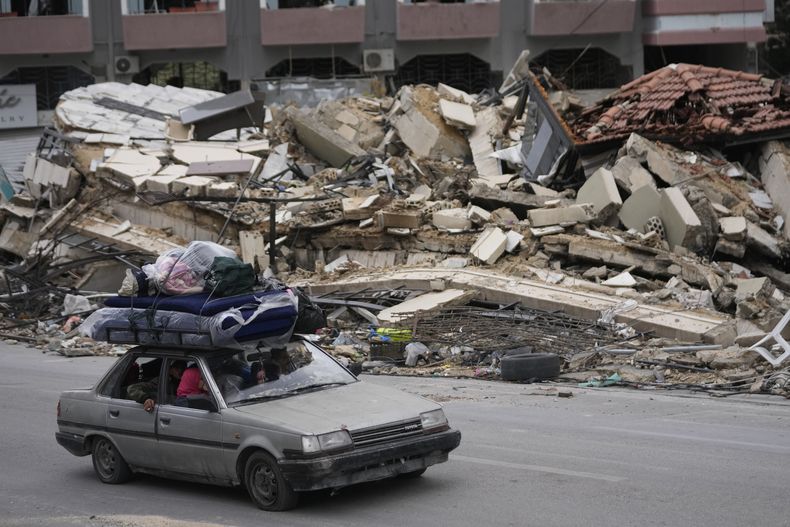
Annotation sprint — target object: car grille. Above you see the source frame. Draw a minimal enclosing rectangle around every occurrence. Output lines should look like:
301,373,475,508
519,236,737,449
350,418,423,447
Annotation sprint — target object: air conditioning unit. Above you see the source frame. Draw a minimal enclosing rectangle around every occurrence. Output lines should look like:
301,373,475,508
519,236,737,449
114,56,140,75
363,49,395,73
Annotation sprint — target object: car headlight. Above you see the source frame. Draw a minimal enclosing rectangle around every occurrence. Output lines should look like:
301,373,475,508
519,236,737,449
301,430,352,454
420,409,448,431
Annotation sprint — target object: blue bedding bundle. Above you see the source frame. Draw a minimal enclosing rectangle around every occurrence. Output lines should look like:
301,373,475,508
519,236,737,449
82,289,299,347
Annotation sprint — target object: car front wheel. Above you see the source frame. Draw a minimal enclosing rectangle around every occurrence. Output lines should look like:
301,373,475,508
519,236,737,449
91,437,132,484
244,451,298,511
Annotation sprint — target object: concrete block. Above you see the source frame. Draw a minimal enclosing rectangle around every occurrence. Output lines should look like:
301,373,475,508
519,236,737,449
207,181,238,198
719,216,747,241
610,155,655,191
576,167,622,220
470,227,508,265
505,230,524,253
735,277,775,302
286,108,365,167
618,184,661,232
171,176,216,197
659,187,702,250
342,195,380,221
602,271,637,287
438,99,476,129
715,239,746,258
529,204,594,227
377,210,422,230
467,205,491,224
433,208,472,230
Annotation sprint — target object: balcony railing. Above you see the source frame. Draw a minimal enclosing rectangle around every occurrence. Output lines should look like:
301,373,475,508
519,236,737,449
397,1,500,41
260,4,365,46
122,1,227,50
528,0,636,36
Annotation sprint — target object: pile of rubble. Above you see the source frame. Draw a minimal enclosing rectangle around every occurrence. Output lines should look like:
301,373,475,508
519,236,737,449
2,55,790,397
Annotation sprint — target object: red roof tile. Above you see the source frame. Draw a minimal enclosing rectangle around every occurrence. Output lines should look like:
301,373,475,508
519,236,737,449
570,63,790,145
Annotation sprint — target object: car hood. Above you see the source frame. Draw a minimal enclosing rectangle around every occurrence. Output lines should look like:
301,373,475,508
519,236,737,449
232,380,440,435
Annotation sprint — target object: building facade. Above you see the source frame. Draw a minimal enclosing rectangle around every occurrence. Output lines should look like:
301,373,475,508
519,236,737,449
0,0,776,113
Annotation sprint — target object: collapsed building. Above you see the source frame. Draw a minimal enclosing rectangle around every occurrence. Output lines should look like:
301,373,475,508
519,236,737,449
2,56,790,398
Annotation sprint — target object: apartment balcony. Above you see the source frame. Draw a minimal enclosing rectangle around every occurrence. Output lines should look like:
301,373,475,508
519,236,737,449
642,0,768,45
0,15,92,54
528,0,636,36
396,1,500,41
122,1,227,51
260,5,365,46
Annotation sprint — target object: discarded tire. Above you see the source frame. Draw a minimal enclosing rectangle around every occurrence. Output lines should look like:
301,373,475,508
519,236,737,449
502,346,533,357
500,353,561,382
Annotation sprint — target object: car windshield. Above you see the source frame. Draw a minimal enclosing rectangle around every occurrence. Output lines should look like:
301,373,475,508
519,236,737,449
208,341,356,406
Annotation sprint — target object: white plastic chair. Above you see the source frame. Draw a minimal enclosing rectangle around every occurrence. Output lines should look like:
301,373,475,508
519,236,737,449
748,309,790,367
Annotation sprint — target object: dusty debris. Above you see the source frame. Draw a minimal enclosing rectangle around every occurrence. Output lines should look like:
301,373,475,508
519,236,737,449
3,58,790,398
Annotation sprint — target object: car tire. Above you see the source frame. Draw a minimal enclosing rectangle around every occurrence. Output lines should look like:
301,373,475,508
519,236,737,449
500,353,561,382
91,437,132,484
244,451,299,511
398,468,427,479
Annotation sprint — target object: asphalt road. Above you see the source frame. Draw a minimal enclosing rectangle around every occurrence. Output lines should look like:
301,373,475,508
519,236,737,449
1,342,789,527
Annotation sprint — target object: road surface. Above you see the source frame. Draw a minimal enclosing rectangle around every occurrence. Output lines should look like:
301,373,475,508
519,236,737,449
1,343,788,527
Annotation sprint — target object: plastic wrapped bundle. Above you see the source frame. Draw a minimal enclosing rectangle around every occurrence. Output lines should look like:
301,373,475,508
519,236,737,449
142,241,237,295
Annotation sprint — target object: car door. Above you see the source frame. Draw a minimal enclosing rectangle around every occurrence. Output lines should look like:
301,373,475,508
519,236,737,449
102,353,161,469
154,357,229,480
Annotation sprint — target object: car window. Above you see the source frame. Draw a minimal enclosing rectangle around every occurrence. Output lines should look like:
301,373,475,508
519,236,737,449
219,341,356,406
105,355,162,403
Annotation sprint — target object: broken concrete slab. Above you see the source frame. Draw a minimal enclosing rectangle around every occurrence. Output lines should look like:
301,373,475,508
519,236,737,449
377,288,477,324
602,271,637,288
437,83,475,105
467,107,503,184
610,155,655,191
576,167,622,221
391,86,470,160
735,277,775,302
529,204,594,227
239,230,266,268
438,99,476,130
470,227,508,265
342,195,381,221
72,216,182,255
659,187,702,250
719,216,747,241
758,141,790,241
171,175,216,196
433,208,472,230
746,221,782,259
469,183,563,218
286,108,365,168
618,184,661,232
306,268,730,343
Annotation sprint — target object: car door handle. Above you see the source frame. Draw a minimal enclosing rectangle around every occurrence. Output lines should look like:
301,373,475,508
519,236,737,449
109,410,119,418
160,417,171,425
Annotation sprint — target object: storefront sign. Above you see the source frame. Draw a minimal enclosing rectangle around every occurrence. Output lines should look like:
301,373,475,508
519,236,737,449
0,84,36,129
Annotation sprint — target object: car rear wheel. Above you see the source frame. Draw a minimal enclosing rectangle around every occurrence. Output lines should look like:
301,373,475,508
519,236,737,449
244,451,298,511
91,437,132,484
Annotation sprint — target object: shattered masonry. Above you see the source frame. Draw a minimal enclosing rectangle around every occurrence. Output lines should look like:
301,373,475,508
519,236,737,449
2,58,790,398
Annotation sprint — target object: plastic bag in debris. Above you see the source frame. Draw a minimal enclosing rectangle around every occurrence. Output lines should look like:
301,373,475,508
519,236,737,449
404,342,430,367
80,290,298,348
142,241,236,295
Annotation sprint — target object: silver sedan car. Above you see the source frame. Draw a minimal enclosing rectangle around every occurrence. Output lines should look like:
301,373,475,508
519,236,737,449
56,340,461,510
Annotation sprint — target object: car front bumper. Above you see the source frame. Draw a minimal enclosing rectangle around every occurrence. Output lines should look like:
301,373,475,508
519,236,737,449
279,428,461,491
